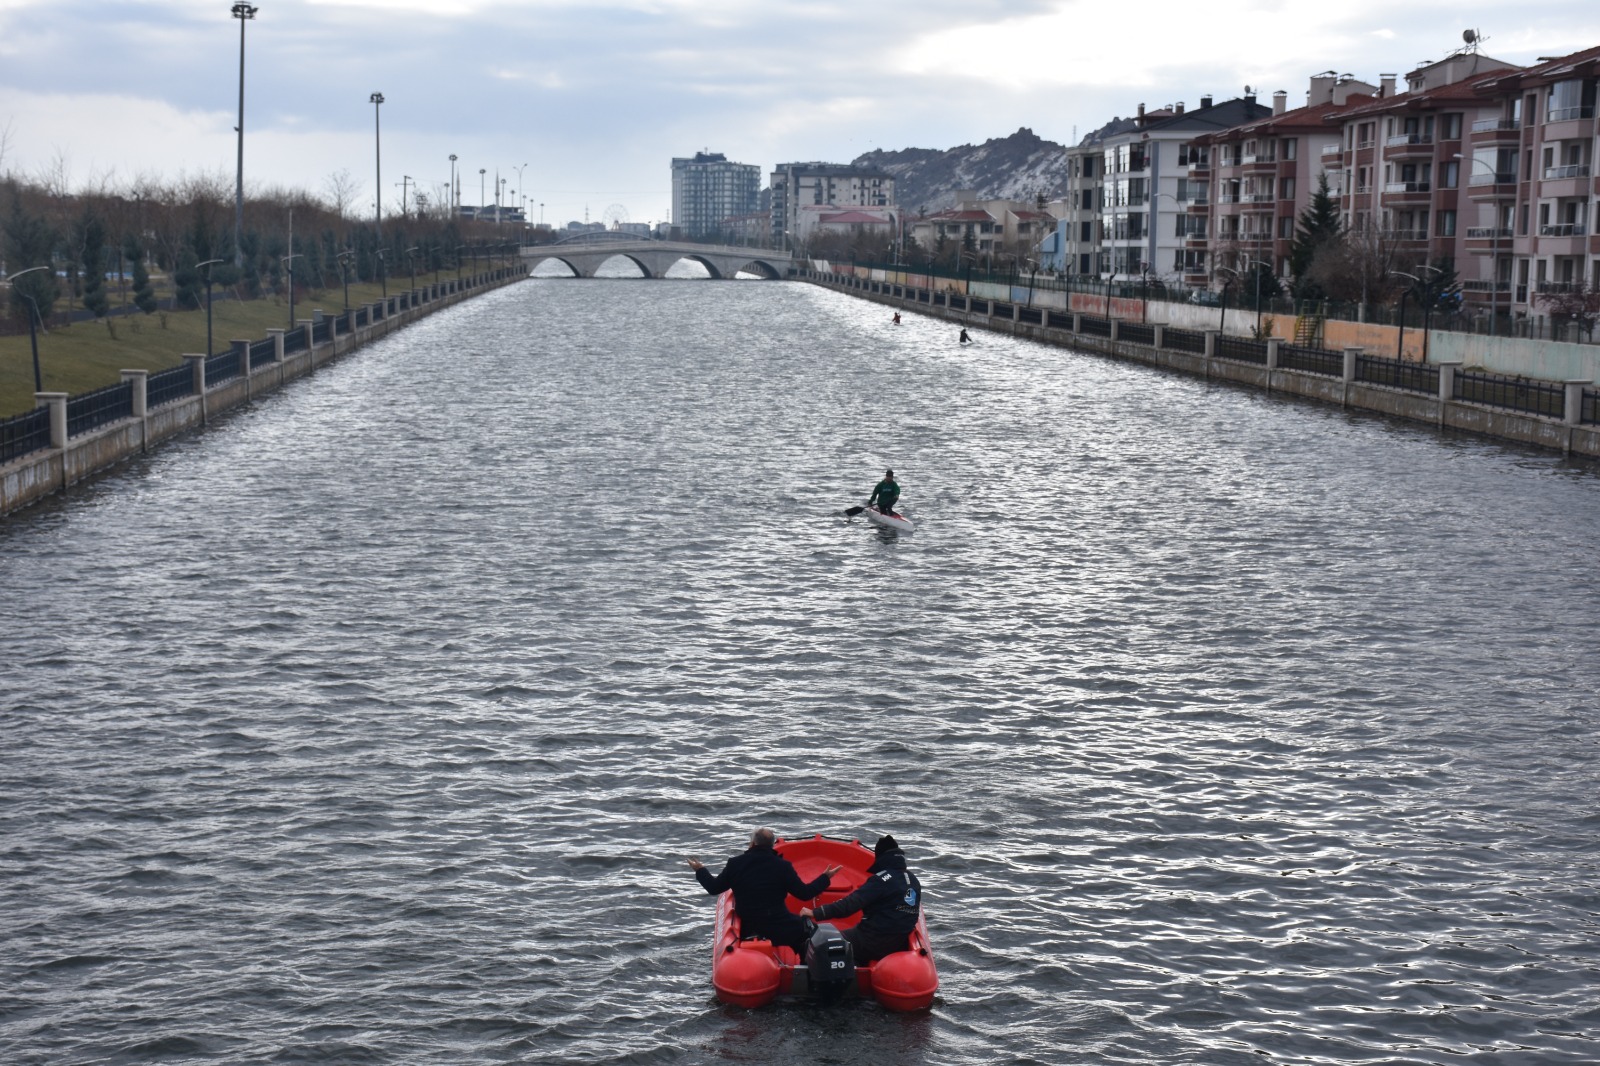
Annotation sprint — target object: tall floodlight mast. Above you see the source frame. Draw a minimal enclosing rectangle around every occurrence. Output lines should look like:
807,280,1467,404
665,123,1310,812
232,3,258,268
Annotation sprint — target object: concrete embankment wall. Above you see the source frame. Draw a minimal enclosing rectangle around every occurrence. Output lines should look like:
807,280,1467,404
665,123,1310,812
812,262,1600,383
802,269,1600,461
1,269,526,517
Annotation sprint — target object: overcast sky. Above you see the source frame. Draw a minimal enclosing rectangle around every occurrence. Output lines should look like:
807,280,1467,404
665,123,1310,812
3,0,1599,228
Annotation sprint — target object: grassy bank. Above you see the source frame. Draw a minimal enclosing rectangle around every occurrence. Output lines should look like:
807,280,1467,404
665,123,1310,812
0,278,436,417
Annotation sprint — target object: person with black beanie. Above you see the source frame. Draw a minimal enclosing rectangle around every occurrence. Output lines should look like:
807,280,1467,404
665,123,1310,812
801,834,923,964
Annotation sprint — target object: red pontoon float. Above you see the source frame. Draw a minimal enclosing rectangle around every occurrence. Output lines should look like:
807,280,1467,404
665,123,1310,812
708,834,938,1011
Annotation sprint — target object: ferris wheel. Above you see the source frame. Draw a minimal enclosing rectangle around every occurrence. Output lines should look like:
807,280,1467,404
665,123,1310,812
602,203,630,230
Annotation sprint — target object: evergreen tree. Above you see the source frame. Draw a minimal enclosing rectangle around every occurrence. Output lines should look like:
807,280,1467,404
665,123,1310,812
77,210,110,318
172,248,202,310
124,234,158,314
3,186,59,321
1289,172,1341,299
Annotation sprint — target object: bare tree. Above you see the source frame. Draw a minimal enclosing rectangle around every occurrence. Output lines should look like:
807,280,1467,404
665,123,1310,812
322,169,363,219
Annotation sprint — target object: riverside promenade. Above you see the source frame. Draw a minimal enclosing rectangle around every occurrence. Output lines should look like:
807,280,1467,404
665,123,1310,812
0,266,526,516
802,266,1600,461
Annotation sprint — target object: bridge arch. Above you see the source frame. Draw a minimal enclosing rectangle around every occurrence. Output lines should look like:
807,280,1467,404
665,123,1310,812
527,255,582,278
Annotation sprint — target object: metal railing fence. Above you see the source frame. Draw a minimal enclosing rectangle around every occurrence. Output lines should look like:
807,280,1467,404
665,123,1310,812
66,381,133,437
1216,336,1268,364
1453,371,1565,418
0,408,51,463
1277,344,1344,376
205,349,240,384
1357,355,1439,394
146,364,195,408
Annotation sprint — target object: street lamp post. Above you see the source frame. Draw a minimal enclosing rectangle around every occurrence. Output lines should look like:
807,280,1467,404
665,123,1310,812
337,250,353,311
1245,257,1271,336
406,245,419,296
1390,265,1443,361
479,169,486,219
514,163,528,222
449,154,458,214
197,258,224,356
376,249,388,300
369,92,385,237
231,3,257,269
281,253,302,328
9,265,49,391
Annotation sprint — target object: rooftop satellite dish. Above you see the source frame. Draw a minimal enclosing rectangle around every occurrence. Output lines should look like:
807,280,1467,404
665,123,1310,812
1463,29,1477,44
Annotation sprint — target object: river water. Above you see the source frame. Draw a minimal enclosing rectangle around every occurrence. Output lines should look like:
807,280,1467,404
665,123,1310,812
3,277,1598,1065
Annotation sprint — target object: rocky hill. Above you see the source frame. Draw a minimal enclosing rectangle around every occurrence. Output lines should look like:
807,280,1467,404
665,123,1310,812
852,128,1070,213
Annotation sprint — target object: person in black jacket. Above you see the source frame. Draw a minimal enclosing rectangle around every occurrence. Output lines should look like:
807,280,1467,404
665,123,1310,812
801,834,922,964
689,827,840,956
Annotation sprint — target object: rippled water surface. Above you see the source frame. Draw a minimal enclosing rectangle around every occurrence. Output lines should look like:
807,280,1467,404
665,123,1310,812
4,279,1600,1065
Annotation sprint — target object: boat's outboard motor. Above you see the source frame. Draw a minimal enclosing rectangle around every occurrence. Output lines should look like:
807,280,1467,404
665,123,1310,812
804,922,856,1002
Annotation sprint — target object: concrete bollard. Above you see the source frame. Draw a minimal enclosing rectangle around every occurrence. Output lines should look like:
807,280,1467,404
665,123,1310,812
1072,313,1082,333
266,328,285,362
1342,347,1361,383
1109,319,1121,343
1564,380,1589,425
35,392,68,448
183,354,208,394
119,369,148,418
1152,324,1165,349
1437,360,1463,404
1204,330,1220,358
1266,338,1280,370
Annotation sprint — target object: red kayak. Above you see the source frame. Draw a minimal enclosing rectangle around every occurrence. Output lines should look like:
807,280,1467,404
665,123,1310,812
708,834,938,1011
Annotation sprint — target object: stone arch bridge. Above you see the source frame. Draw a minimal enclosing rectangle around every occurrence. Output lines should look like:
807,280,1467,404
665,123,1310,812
521,235,794,279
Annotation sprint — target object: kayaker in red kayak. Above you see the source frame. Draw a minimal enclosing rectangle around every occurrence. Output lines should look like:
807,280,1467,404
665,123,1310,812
689,827,841,958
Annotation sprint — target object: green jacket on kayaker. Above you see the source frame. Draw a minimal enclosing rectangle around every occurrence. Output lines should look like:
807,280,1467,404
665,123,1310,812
868,470,900,515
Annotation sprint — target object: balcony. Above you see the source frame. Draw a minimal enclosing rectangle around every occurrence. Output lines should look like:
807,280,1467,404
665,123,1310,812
1537,280,1591,295
1539,223,1588,237
1186,158,1210,173
1242,192,1276,203
1543,164,1591,180
1389,229,1430,242
1461,279,1511,292
1356,138,1375,149
1547,106,1595,122
1321,143,1343,157
1467,172,1517,196
1385,133,1435,154
1183,230,1208,243
1470,118,1519,133
1465,227,1513,239
1383,181,1432,200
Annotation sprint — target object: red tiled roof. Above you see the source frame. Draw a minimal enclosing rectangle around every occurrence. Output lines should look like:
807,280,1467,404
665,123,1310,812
1334,68,1510,119
926,209,997,222
818,210,890,224
1472,44,1600,93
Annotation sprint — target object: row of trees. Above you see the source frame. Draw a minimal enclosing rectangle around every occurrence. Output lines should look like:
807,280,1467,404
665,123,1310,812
2,169,525,334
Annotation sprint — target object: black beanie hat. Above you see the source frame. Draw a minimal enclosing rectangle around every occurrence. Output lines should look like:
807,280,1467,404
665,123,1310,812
874,834,900,854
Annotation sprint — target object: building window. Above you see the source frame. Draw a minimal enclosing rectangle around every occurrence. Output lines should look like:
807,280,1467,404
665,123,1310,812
1279,177,1296,200
1440,161,1459,188
1282,138,1297,160
1442,113,1462,140
1437,209,1457,237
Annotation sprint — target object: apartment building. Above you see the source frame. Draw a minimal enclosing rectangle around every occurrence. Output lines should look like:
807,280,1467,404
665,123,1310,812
769,163,895,247
910,194,1053,262
1465,47,1600,316
670,152,761,239
1054,117,1138,274
1075,95,1272,283
1320,52,1519,311
1195,74,1378,288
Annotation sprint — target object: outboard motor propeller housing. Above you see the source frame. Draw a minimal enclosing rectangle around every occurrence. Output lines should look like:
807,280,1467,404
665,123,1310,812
804,922,856,1001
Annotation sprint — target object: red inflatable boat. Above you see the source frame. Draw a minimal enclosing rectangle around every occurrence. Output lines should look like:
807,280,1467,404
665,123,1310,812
708,834,938,1011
